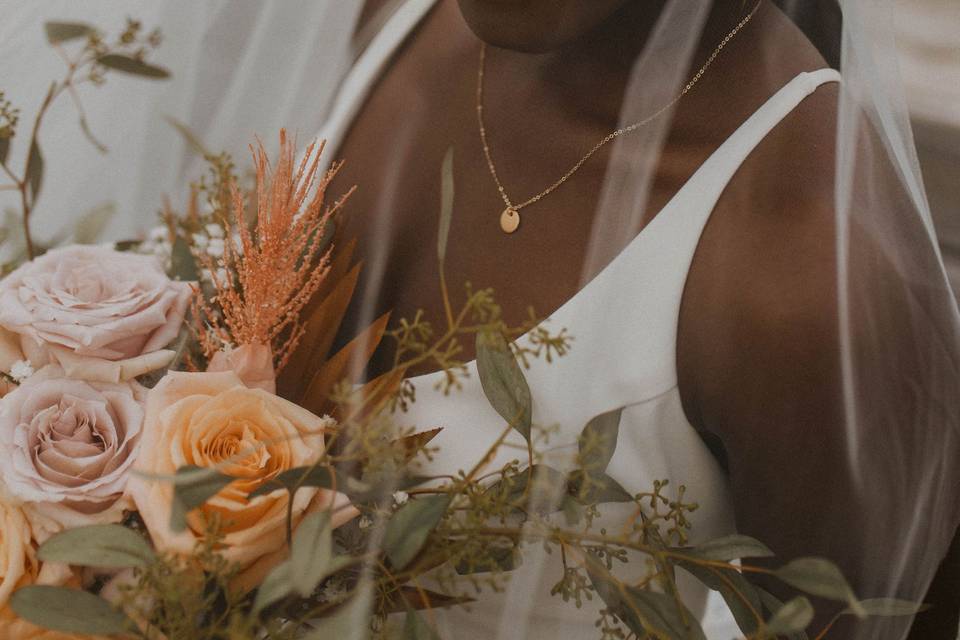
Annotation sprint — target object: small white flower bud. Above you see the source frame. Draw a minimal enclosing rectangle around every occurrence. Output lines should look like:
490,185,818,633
206,238,225,258
9,359,34,383
205,223,225,239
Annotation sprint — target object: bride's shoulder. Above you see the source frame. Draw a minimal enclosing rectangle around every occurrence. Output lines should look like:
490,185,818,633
677,6,844,432
710,3,841,251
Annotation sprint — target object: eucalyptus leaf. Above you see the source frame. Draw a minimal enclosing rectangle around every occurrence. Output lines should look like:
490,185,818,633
455,544,519,575
774,557,864,617
253,560,292,615
169,465,234,532
842,598,928,618
585,553,705,640
385,587,474,614
489,464,567,506
97,54,171,79
383,494,452,570
169,234,199,281
568,470,633,505
578,408,622,473
584,553,624,612
625,589,708,640
692,533,774,562
403,607,442,640
291,510,333,597
437,147,454,264
248,465,339,500
246,464,410,503
10,586,133,635
562,495,584,525
38,524,155,569
302,590,373,640
476,330,532,441
676,559,762,635
765,596,814,636
77,111,107,153
72,202,115,244
756,587,809,640
26,138,43,203
164,115,212,157
44,21,93,43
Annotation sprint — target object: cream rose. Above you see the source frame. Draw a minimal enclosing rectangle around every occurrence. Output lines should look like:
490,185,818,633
0,366,145,536
0,246,192,383
128,371,355,587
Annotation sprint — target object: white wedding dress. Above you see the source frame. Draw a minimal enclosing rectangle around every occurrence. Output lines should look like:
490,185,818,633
316,1,841,637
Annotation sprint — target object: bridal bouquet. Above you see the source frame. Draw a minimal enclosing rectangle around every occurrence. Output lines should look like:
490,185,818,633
0,17,924,640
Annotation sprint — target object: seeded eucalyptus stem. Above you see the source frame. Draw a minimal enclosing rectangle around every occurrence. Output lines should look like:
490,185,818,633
3,45,89,260
1,19,168,261
18,83,57,260
813,615,841,640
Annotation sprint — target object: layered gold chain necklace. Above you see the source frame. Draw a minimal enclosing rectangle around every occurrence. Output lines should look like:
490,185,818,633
476,3,762,234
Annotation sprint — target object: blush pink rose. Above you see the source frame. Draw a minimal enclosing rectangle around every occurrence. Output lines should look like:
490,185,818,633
128,370,355,589
0,366,145,536
0,246,192,383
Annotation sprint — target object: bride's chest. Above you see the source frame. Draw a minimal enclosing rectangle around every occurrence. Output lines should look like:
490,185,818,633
323,3,713,370
325,32,605,359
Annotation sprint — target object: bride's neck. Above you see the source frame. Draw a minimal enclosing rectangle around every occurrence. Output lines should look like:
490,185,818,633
483,1,749,123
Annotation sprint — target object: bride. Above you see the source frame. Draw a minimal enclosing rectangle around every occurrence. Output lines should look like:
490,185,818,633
5,0,956,638
307,1,960,638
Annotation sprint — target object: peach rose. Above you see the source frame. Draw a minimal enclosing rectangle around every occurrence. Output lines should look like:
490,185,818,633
0,500,36,608
0,246,192,383
0,327,23,399
0,501,103,638
128,371,355,587
0,366,145,537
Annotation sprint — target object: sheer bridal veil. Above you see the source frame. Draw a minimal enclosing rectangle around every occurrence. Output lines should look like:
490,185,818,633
2,1,958,639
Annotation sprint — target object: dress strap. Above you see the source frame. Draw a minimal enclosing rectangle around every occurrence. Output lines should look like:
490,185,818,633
666,68,842,235
319,0,438,166
501,69,844,414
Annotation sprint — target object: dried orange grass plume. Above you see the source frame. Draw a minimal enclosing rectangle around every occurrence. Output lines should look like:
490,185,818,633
193,130,354,372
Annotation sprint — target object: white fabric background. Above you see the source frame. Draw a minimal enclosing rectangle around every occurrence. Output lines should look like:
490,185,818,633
0,0,358,244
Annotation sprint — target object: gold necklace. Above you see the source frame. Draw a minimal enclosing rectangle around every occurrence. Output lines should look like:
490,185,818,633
477,2,761,234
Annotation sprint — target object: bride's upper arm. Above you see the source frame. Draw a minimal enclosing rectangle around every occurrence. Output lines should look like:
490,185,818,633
676,80,864,609
677,73,959,632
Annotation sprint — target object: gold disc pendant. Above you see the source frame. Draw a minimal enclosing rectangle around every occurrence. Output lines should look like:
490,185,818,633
500,207,520,234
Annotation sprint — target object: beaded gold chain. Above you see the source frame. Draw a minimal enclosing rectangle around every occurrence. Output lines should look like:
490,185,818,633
477,2,762,234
